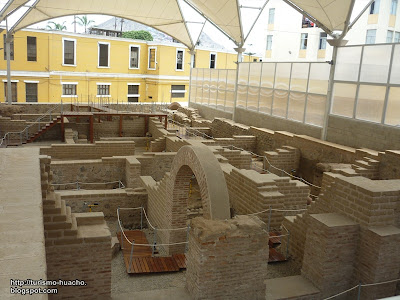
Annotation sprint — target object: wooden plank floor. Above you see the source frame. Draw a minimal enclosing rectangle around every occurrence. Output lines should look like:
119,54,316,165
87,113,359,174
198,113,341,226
117,230,186,274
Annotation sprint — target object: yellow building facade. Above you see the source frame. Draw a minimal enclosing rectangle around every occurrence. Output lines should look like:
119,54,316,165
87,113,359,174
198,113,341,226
0,28,254,103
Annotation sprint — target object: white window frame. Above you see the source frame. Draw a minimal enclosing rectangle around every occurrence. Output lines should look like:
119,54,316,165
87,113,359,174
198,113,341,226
209,52,217,69
129,44,140,70
127,83,140,97
61,82,78,98
62,37,76,67
300,33,308,50
387,30,394,43
366,29,377,44
148,46,157,70
391,0,398,15
319,32,327,50
98,42,110,68
176,48,185,71
170,85,186,98
23,80,39,83
395,32,400,43
96,82,111,97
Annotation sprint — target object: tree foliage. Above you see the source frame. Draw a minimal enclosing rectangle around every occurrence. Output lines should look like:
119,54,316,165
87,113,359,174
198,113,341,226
46,21,67,31
122,30,153,41
72,15,95,33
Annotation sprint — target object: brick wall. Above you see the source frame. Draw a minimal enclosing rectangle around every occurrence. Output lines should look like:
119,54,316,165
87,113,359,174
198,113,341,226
186,216,268,300
264,145,300,175
40,141,135,159
379,150,400,180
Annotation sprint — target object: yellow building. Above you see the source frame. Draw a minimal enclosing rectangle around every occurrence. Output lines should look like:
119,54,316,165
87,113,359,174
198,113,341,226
0,28,257,104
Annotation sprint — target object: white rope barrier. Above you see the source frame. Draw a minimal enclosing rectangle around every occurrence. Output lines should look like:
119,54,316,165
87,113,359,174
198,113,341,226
361,278,400,287
244,207,308,216
116,208,188,246
322,286,359,300
51,180,125,189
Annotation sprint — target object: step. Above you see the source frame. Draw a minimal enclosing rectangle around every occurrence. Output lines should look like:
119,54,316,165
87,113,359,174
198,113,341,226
75,212,105,226
77,220,110,243
64,215,78,237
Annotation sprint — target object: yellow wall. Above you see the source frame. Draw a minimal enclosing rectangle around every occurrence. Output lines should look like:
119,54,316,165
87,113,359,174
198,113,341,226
0,29,240,103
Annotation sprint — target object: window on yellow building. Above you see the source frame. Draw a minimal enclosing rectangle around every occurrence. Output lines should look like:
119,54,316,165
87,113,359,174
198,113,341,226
27,36,37,61
97,84,111,97
127,84,139,102
63,38,76,65
62,83,77,96
3,34,14,60
370,0,380,14
300,33,308,49
148,47,156,69
192,53,196,68
25,83,38,102
98,42,110,68
176,49,184,71
210,53,216,69
171,85,185,98
268,8,275,24
129,46,140,69
4,82,17,102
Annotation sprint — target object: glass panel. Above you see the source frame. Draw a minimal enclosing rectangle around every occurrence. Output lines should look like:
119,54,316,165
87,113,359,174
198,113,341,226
261,63,275,88
237,84,248,107
274,63,291,90
247,86,259,111
196,69,203,104
225,91,235,112
259,88,273,114
385,87,400,126
227,70,237,91
331,83,357,117
290,63,309,92
238,63,250,85
287,92,306,122
356,85,386,123
305,94,326,126
217,89,225,110
308,63,330,95
272,90,288,117
390,45,400,84
360,45,392,83
249,63,262,87
209,88,217,108
210,70,218,90
218,69,227,91
334,46,362,81
202,69,210,105
196,85,203,104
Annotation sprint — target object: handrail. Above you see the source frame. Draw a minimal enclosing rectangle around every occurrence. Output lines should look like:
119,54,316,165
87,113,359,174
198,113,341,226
0,102,63,147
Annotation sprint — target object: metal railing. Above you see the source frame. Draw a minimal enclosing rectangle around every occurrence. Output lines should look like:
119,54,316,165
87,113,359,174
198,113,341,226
0,103,63,147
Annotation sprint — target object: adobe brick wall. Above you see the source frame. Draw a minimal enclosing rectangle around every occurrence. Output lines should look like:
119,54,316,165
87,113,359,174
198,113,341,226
57,189,147,227
186,216,269,300
136,152,176,182
264,145,300,175
301,213,359,299
40,141,135,159
379,150,400,180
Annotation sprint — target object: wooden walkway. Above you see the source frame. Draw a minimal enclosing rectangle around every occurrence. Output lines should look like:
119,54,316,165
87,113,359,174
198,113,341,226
117,230,186,274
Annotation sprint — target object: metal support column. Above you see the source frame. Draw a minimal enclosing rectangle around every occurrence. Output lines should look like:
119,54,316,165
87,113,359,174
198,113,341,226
232,46,246,121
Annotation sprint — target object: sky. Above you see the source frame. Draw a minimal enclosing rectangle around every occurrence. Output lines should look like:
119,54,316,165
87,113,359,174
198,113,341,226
0,0,372,56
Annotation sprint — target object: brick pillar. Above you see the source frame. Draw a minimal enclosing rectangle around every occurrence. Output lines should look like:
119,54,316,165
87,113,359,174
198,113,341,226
355,226,400,299
301,213,359,298
186,216,269,300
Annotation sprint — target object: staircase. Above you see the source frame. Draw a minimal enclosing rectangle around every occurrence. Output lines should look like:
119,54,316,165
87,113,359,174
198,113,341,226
26,116,62,144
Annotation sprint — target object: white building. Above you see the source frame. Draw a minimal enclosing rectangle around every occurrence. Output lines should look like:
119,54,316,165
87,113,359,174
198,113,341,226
262,0,400,62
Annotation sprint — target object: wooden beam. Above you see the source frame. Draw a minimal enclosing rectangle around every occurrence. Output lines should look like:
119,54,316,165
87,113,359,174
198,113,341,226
89,115,94,143
164,116,167,129
119,115,123,137
144,116,149,135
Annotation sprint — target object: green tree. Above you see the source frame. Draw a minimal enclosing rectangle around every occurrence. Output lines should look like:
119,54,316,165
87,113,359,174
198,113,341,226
72,15,95,33
122,30,153,41
46,21,67,31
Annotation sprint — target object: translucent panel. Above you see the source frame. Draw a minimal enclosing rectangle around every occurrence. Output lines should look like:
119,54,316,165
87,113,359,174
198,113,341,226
334,46,362,81
272,90,288,117
390,45,400,84
237,84,248,107
356,85,386,123
218,69,227,90
331,83,357,117
217,89,225,110
259,88,273,114
210,69,218,90
308,63,330,95
385,87,400,126
247,86,259,111
227,70,237,91
189,83,196,103
290,63,309,92
274,63,291,90
360,45,392,83
202,70,210,105
261,63,275,88
225,91,235,112
249,63,262,87
305,94,326,127
238,63,250,85
196,86,203,104
287,92,306,122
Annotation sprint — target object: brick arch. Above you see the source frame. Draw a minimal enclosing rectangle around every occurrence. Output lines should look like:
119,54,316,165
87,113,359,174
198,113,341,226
165,145,230,253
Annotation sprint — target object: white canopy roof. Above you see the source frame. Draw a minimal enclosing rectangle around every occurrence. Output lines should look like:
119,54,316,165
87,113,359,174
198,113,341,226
1,0,369,49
